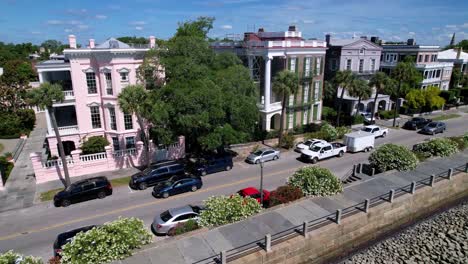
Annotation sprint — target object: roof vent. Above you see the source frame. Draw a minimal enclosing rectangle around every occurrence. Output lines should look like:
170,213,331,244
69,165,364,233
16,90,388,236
407,38,415,45
288,25,297,32
258,28,264,32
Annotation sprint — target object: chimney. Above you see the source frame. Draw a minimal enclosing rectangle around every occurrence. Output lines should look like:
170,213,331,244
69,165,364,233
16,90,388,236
360,36,368,40
68,35,77,49
370,36,379,43
325,34,331,46
149,36,156,48
407,38,415,45
89,39,95,49
456,48,462,59
258,28,264,33
288,25,297,32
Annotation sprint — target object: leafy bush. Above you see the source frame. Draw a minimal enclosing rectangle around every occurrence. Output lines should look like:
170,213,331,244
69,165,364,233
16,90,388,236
447,136,467,151
60,217,152,264
167,219,199,236
378,110,399,120
369,144,418,172
81,136,110,155
198,194,262,227
287,166,343,197
281,133,296,149
464,132,468,144
322,106,337,121
304,131,326,141
16,109,36,131
269,185,304,207
320,123,338,141
413,138,459,157
0,156,14,182
0,112,22,138
265,129,279,140
336,126,351,139
0,250,42,264
352,114,365,125
413,151,431,162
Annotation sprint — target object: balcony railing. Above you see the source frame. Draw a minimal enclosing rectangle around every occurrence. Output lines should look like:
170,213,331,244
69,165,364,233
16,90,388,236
257,101,282,112
48,125,79,136
43,157,74,168
63,90,75,100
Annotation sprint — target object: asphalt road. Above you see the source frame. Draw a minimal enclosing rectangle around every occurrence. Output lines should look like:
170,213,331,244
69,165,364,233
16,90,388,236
1,115,467,261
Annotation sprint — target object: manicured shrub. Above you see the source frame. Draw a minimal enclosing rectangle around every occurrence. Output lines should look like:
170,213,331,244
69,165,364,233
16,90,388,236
447,136,467,151
369,144,418,172
336,126,351,139
352,114,365,125
320,123,338,142
60,217,152,264
413,138,459,157
167,219,199,236
198,194,262,227
281,133,295,149
304,131,326,141
81,136,110,154
378,110,399,120
413,150,431,162
287,166,343,197
269,185,304,207
0,250,42,264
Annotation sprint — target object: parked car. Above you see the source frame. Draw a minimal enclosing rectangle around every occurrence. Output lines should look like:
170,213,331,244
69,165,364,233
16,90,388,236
361,125,388,138
420,121,446,135
152,175,203,198
130,160,186,190
403,117,432,130
300,142,347,164
189,154,233,176
343,131,375,153
151,205,204,235
294,139,327,153
53,225,96,256
237,187,270,205
53,176,112,207
246,148,280,164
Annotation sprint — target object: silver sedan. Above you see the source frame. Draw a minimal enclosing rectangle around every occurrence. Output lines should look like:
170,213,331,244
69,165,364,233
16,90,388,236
151,205,203,235
245,148,280,164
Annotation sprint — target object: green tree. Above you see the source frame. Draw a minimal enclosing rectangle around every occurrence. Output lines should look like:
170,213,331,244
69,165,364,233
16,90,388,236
117,36,149,45
272,70,299,146
369,72,394,123
118,85,151,166
81,136,110,155
41,39,64,54
424,86,445,111
348,78,372,118
0,59,35,85
136,49,164,90
333,70,355,126
405,89,426,110
27,82,71,187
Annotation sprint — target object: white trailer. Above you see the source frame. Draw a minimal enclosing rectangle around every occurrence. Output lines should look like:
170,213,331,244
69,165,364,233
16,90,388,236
343,131,375,153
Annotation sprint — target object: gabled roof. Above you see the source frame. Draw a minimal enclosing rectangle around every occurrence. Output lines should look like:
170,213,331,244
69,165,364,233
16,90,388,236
95,38,131,49
329,38,382,50
438,49,468,62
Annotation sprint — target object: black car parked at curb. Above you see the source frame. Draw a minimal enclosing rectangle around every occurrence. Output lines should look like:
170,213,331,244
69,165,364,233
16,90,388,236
53,225,97,257
188,155,233,176
130,160,186,190
152,175,203,198
53,176,112,207
403,117,432,130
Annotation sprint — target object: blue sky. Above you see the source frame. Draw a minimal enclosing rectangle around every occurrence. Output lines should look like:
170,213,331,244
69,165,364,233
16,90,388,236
0,0,467,46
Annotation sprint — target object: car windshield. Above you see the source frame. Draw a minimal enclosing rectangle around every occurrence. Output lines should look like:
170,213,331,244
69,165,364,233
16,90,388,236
427,123,437,128
253,150,263,156
160,210,172,222
304,141,312,146
310,146,321,152
362,127,372,132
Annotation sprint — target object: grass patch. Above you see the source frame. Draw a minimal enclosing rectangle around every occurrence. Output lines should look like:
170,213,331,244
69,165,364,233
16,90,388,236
110,176,131,187
432,113,461,121
40,188,62,202
0,143,4,153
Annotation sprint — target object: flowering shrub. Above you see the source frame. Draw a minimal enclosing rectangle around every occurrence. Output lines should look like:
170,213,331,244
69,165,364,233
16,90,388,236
0,250,42,264
413,138,459,157
281,133,296,149
320,123,338,142
60,217,152,264
447,136,468,151
369,144,418,172
336,126,351,139
269,185,304,207
198,194,262,227
167,219,199,236
287,166,342,197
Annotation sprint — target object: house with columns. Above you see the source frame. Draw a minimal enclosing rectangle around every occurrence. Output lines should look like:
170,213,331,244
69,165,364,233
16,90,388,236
438,48,468,87
380,39,453,90
35,35,156,156
324,35,391,115
211,26,327,131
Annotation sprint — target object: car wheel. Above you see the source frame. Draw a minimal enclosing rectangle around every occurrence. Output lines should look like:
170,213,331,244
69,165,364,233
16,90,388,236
382,132,387,138
97,191,106,199
273,155,279,160
312,157,318,164
191,185,198,192
201,171,207,176
162,192,169,198
338,151,344,157
364,147,369,152
255,159,259,164
61,199,71,207
139,183,148,190
225,165,232,171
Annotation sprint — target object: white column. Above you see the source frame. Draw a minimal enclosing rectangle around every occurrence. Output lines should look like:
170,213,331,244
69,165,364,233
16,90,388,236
316,102,322,121
264,56,272,112
248,56,254,79
38,71,44,83
45,108,53,135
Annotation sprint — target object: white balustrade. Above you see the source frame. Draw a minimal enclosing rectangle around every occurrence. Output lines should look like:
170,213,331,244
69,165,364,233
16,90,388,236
63,90,75,99
43,158,74,168
113,148,137,157
80,152,107,162
48,125,79,136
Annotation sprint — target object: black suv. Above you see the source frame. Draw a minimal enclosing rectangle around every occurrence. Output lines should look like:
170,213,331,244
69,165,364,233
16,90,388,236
53,225,96,257
403,117,432,130
130,160,186,190
189,155,233,176
53,176,112,207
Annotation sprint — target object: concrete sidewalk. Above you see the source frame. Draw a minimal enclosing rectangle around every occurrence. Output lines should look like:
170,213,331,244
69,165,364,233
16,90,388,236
117,150,468,264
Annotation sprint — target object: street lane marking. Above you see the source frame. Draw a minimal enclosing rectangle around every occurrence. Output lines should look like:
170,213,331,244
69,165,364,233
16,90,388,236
0,167,294,241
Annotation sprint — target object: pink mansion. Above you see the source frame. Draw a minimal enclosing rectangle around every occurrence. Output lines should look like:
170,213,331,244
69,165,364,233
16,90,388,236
36,35,157,156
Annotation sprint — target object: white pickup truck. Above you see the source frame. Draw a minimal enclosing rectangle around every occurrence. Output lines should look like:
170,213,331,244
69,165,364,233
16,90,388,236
300,142,347,164
361,125,388,138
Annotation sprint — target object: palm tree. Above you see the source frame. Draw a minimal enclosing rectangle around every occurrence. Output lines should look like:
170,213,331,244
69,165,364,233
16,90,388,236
391,60,421,126
348,78,372,118
368,72,394,123
118,85,151,167
272,70,299,147
333,70,355,126
27,82,71,187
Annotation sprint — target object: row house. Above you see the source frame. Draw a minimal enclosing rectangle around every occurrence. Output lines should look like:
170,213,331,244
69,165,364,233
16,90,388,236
211,26,327,131
438,48,468,87
380,39,453,90
324,35,390,115
36,35,156,156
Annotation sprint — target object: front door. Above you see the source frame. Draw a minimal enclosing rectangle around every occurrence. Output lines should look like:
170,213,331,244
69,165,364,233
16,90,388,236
61,141,76,156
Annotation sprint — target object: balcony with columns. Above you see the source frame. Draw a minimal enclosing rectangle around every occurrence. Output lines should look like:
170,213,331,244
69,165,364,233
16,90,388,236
46,105,79,136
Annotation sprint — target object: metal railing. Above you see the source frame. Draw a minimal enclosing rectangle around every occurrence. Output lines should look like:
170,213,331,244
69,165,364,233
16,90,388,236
194,163,468,264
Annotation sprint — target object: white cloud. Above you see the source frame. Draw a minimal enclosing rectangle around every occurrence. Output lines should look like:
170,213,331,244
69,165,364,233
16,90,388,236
64,29,73,33
408,31,416,36
130,21,147,26
95,15,107,19
69,20,82,25
47,20,63,25
301,19,315,24
221,24,233,30
445,24,457,29
31,31,41,35
135,26,144,31
77,24,89,30
461,23,468,29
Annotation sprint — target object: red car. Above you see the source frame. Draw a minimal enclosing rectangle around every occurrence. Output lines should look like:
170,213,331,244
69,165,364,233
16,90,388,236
237,187,270,205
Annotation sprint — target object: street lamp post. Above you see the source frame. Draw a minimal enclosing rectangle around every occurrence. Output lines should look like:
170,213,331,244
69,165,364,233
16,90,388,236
259,160,264,205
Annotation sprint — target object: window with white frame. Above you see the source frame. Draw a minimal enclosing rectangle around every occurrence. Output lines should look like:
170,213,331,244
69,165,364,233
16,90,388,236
109,107,117,130
124,113,133,130
290,58,296,72
316,57,321,74
425,55,429,62
418,55,423,62
90,106,101,129
359,48,364,54
125,137,135,149
346,59,352,70
304,58,311,77
303,83,309,103
288,113,294,128
105,72,113,95
86,72,97,94
289,94,294,106
424,71,429,79
359,59,364,73
303,110,308,125
314,81,320,100
436,69,441,78
371,59,376,72
120,72,129,82
112,137,120,151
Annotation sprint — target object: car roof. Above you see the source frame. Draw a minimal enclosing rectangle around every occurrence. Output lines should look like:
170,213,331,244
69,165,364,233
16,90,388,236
312,142,329,148
240,187,260,195
150,160,182,168
168,205,195,217
364,125,378,129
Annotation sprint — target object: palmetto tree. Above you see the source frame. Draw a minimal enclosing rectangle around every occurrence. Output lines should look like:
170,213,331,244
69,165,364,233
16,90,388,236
118,85,151,167
368,72,394,123
272,70,299,147
333,70,355,126
348,78,372,118
27,82,71,187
